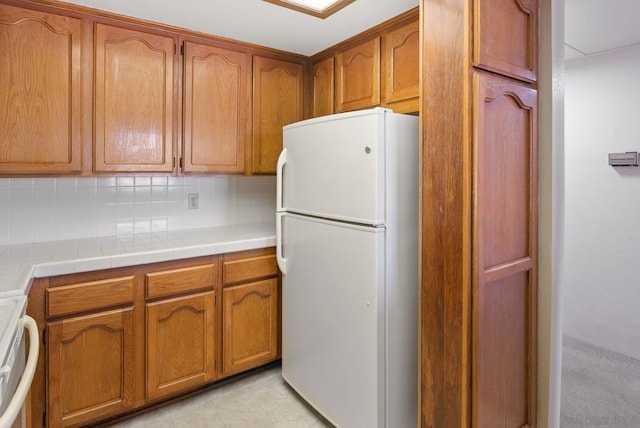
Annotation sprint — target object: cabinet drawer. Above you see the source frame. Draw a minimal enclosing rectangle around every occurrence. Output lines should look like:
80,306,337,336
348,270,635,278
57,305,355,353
46,276,135,318
146,264,216,300
223,252,277,286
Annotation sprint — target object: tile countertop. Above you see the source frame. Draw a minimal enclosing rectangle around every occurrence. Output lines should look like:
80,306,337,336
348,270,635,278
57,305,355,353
0,222,276,298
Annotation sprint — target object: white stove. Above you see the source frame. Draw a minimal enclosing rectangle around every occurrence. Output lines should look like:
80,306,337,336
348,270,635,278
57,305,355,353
0,295,38,428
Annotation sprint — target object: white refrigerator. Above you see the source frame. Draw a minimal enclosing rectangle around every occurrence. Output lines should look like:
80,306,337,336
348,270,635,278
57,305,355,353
276,108,418,428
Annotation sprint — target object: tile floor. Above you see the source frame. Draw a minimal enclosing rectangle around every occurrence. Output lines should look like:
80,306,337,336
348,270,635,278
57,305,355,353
106,363,334,428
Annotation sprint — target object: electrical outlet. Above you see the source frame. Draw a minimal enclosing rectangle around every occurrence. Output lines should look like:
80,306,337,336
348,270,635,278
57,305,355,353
188,193,199,209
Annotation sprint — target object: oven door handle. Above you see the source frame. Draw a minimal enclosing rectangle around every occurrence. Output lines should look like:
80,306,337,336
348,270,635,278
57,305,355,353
0,315,39,428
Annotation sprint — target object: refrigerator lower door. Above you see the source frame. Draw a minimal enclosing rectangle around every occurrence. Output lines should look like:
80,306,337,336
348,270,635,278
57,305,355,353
281,213,386,428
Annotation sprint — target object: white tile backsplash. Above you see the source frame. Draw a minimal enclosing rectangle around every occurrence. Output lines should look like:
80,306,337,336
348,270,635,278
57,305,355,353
0,176,276,245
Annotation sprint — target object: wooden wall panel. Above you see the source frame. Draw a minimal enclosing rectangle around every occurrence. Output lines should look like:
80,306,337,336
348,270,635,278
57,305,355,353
419,0,470,426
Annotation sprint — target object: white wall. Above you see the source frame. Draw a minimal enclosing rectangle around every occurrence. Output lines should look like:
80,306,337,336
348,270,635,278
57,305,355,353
0,175,275,245
539,0,565,426
563,45,640,360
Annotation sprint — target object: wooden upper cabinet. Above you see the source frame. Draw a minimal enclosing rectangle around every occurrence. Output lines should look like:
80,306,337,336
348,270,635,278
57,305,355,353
0,4,83,174
94,23,177,173
312,57,334,118
252,56,304,174
473,0,538,82
472,72,537,427
335,37,380,112
382,19,420,113
182,41,250,173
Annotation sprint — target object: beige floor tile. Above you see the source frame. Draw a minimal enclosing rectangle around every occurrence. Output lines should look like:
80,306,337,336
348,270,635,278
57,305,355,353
106,364,334,427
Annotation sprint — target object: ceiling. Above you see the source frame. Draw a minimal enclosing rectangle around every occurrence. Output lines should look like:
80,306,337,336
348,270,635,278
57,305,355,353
60,0,419,56
59,0,639,63
565,0,640,61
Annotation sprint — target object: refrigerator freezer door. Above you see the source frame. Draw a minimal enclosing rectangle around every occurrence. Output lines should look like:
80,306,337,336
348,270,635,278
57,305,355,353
281,109,386,225
281,213,386,428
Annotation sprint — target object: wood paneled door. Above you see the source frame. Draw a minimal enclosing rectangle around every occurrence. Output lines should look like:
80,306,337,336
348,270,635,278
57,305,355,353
335,37,381,112
473,0,538,82
222,278,279,376
0,4,83,173
472,72,537,428
382,19,420,112
94,23,177,173
47,308,136,427
146,292,216,401
312,57,335,118
251,56,304,174
182,41,250,173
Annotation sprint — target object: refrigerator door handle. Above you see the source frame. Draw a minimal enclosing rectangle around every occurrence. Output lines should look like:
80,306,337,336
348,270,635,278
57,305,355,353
276,212,287,275
276,148,287,213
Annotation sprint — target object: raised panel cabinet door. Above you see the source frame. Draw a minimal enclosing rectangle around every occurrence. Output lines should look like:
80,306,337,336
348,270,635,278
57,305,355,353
94,23,176,172
0,4,82,173
472,72,537,428
335,37,380,112
47,308,135,427
382,19,420,113
252,56,303,174
222,278,278,376
312,57,334,118
473,0,538,82
183,41,250,173
146,292,215,401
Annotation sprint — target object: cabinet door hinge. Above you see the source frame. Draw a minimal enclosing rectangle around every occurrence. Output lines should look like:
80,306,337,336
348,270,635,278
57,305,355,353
43,411,47,426
172,157,176,168
42,327,46,345
180,157,184,169
180,44,184,55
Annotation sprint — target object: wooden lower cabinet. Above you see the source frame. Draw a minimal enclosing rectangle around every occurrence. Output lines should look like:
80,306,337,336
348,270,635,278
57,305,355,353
47,308,135,428
146,291,216,401
31,250,279,427
222,278,279,376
